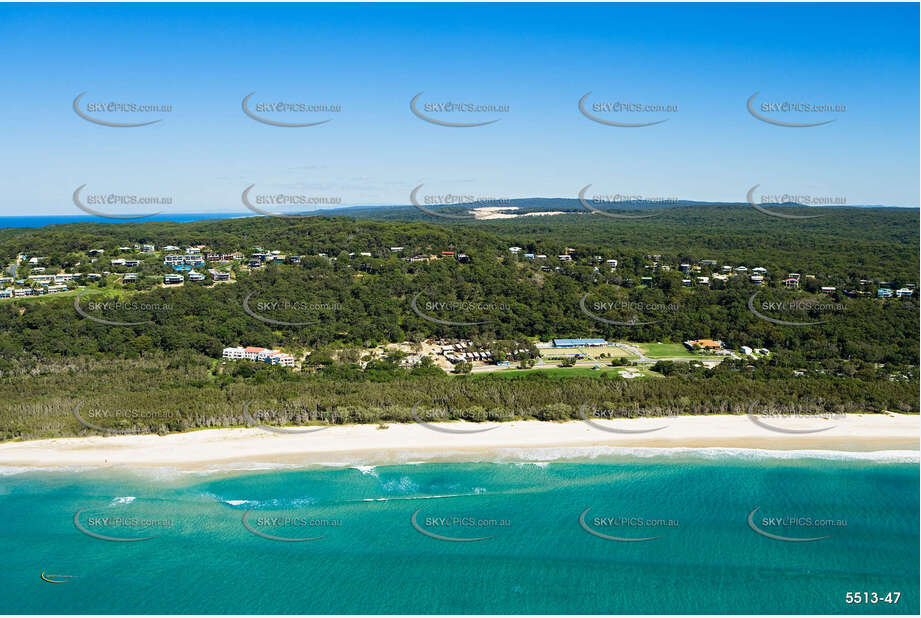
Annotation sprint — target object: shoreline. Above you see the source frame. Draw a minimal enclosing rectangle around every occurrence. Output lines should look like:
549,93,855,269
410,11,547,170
1,414,918,471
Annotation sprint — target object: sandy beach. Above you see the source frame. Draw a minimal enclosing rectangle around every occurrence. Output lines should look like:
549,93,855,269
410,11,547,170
0,413,917,470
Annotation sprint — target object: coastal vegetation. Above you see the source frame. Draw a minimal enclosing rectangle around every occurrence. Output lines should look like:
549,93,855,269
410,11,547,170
0,205,917,439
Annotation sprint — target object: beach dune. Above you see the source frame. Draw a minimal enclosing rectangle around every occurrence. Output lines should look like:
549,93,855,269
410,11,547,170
0,414,918,470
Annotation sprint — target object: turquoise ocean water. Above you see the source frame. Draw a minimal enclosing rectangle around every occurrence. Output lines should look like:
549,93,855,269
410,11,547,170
1,453,917,614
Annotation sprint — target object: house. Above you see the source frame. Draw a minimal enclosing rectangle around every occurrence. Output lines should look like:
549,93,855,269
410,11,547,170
783,278,799,288
142,244,156,253
46,284,68,294
163,255,184,266
86,273,102,281
684,339,724,351
552,338,607,347
877,288,893,298
734,266,748,273
788,273,801,281
124,259,140,267
389,247,404,253
248,260,262,268
700,260,717,266
457,254,472,264
223,346,295,367
697,276,710,285
721,265,732,273
741,346,753,355
524,253,535,259
286,255,302,264
187,270,206,281
118,246,133,252
163,245,180,251
110,259,126,267
752,267,768,274
360,252,372,257
678,263,691,273
257,349,295,366
209,269,230,282
558,255,572,262
508,247,522,254
821,286,836,294
87,249,105,257
606,259,618,268
163,274,184,285
682,279,692,286
896,288,913,298
123,273,138,283
750,274,765,285
0,288,12,298
441,251,456,258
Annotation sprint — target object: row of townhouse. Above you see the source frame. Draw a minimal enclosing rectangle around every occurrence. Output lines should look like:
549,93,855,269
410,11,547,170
222,346,295,367
877,287,914,298
0,284,69,298
164,254,206,268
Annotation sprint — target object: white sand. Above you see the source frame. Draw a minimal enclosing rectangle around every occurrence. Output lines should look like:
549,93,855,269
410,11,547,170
0,414,917,470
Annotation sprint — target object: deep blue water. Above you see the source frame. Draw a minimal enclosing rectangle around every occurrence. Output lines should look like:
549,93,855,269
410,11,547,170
0,456,917,614
0,214,248,229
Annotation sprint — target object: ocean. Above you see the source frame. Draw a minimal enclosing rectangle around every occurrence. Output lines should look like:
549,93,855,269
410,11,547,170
0,214,247,229
1,453,917,614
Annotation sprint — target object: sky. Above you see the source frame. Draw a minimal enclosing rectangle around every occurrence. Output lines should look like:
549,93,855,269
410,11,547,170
0,2,918,216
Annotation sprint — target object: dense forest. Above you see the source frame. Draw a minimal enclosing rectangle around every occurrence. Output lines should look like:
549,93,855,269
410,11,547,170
1,205,917,439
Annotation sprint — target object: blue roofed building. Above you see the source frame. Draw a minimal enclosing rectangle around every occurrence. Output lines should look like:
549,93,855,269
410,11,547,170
552,338,607,347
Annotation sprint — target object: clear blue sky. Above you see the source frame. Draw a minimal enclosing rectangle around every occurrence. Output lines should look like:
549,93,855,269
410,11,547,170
0,2,917,215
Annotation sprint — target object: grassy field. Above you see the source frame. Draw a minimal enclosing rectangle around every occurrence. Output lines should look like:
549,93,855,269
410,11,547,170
0,286,133,303
470,364,655,379
639,342,711,359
